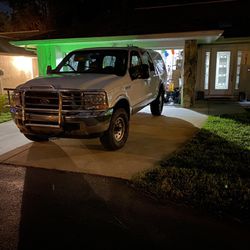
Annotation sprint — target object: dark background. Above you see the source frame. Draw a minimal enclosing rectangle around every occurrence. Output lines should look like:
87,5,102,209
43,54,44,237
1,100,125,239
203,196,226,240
0,0,249,39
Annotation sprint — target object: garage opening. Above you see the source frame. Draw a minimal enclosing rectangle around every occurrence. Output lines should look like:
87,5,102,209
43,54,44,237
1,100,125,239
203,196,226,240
155,49,184,104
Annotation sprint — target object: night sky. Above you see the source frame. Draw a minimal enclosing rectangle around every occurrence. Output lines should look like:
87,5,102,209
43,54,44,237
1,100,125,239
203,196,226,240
0,0,249,38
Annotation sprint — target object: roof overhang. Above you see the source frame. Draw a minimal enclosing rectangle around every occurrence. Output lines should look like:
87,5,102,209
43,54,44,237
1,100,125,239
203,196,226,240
11,30,223,50
214,36,250,45
0,36,36,57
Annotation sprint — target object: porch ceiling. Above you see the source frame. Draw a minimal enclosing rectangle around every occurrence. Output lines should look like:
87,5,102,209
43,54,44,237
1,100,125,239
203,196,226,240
11,30,223,50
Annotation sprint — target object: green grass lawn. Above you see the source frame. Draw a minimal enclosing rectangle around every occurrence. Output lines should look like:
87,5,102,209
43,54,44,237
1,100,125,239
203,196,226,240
132,111,250,224
0,94,12,124
0,112,12,124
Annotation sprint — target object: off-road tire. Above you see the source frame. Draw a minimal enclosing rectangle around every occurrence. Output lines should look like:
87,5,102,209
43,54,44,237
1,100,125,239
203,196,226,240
150,87,164,116
24,134,49,142
100,108,129,150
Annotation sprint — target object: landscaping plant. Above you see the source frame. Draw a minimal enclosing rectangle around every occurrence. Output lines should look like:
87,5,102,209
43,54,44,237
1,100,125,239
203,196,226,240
0,94,11,123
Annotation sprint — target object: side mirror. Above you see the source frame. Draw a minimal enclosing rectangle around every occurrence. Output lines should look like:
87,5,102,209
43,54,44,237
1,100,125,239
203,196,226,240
141,64,149,79
46,65,53,74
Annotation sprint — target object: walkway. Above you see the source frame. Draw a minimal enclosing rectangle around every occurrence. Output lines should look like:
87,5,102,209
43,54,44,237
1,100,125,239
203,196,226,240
0,100,245,180
0,106,207,179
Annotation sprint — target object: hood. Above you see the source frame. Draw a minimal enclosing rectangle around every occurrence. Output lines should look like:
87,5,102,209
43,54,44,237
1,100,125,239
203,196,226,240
19,73,124,91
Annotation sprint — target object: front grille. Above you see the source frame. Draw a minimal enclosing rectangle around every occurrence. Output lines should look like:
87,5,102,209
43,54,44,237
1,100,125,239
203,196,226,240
61,91,83,111
22,90,85,127
24,91,85,113
25,91,59,110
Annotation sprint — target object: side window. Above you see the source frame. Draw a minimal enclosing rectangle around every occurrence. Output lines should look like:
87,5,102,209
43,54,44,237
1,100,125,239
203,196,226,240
154,55,165,76
129,51,143,80
130,51,142,67
142,51,154,71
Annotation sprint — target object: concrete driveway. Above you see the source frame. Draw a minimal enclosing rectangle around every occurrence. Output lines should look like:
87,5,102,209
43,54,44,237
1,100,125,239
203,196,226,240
0,106,207,179
1,164,250,250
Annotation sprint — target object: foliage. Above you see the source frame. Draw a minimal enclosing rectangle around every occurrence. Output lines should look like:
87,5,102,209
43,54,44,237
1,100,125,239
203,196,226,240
0,94,11,123
0,111,11,123
0,11,11,32
132,112,250,224
0,0,130,35
9,0,51,31
0,94,6,114
0,0,52,31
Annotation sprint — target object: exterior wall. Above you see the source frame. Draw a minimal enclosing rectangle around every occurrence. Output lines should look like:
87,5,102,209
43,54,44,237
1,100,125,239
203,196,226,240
0,54,38,94
239,52,250,100
196,43,250,100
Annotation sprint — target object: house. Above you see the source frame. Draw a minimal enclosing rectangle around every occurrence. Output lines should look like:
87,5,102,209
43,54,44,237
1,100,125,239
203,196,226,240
8,29,250,107
2,1,249,107
196,37,250,102
0,36,38,94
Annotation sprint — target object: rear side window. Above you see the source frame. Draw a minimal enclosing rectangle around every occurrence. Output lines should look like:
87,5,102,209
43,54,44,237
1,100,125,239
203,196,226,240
154,54,166,76
130,51,142,67
142,51,154,71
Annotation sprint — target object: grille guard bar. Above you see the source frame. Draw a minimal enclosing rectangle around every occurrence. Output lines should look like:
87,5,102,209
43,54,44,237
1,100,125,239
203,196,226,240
4,88,108,129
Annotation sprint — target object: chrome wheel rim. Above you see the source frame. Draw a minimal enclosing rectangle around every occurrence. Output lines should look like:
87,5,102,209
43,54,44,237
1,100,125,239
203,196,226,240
113,117,125,142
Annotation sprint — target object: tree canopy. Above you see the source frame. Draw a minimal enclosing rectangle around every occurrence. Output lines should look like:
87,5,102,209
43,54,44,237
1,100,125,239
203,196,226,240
0,0,249,38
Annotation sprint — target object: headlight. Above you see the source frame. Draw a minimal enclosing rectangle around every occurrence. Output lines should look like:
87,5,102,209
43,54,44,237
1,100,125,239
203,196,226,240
83,91,108,110
12,91,21,107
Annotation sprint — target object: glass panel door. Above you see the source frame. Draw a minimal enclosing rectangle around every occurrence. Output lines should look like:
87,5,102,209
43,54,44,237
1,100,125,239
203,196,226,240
215,51,231,90
204,48,235,97
235,50,242,90
204,51,211,90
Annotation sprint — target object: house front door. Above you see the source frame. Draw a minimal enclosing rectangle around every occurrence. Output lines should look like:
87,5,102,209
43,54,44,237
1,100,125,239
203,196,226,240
208,49,233,96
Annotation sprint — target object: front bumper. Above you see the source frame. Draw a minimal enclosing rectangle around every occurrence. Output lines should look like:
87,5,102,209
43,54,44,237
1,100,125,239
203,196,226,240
12,108,113,138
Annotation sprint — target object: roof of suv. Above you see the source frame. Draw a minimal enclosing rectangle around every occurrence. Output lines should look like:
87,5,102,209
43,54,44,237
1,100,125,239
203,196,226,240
73,46,146,53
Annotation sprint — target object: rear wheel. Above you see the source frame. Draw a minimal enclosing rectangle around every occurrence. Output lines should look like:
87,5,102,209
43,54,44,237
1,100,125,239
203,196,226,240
24,134,49,142
150,87,164,116
100,108,129,150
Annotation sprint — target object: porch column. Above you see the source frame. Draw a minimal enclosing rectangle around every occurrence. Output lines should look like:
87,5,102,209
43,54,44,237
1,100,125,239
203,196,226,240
182,40,198,108
37,46,57,76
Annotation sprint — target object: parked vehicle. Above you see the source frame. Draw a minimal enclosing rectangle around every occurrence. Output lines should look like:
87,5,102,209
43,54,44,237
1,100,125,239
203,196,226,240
7,47,167,150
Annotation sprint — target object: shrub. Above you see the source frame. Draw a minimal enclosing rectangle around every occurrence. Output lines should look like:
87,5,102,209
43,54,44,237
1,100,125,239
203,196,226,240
0,94,6,114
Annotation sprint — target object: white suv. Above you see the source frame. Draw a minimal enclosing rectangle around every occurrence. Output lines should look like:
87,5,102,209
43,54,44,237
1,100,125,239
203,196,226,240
10,47,167,150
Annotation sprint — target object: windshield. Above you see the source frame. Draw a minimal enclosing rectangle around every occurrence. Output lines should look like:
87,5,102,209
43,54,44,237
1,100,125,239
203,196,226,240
55,49,128,76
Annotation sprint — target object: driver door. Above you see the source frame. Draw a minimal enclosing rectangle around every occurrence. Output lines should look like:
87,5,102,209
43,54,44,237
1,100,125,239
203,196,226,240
126,50,151,111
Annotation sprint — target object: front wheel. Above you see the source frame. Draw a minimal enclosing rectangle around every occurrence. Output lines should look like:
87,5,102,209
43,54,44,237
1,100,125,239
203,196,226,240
150,88,164,116
100,108,129,150
24,134,49,142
